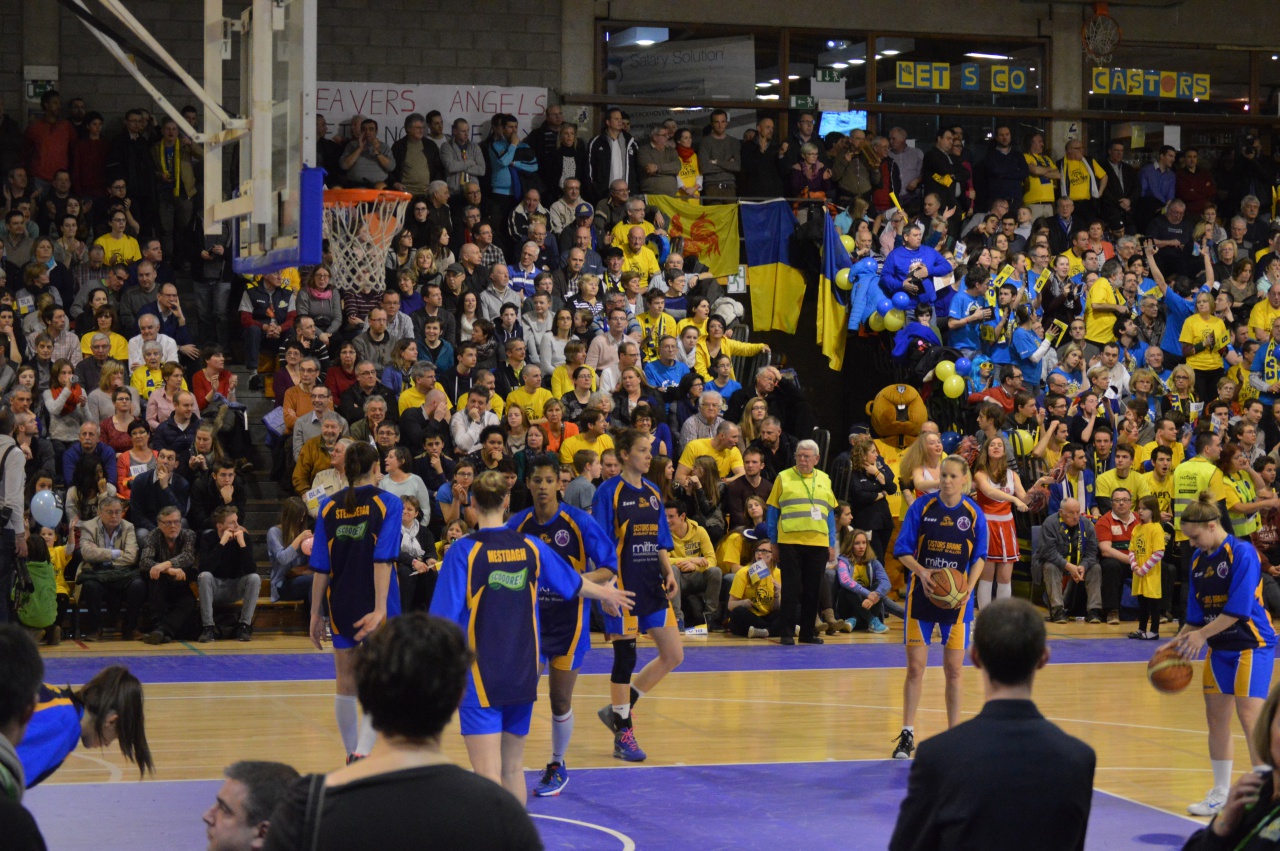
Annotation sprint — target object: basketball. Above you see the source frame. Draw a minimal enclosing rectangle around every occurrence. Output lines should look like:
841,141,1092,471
925,567,968,609
1147,646,1194,694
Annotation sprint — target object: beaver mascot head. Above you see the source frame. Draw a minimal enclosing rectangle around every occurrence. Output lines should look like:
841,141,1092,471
865,384,927,449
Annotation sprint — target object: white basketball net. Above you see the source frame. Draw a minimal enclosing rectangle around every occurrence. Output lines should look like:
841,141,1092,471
1083,13,1121,66
323,193,410,294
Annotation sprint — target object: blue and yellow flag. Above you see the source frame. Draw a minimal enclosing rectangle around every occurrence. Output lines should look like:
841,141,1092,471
647,195,740,279
818,211,851,371
740,200,806,334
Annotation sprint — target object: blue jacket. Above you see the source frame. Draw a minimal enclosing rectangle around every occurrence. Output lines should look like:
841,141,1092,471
847,254,884,328
879,245,953,307
62,443,118,489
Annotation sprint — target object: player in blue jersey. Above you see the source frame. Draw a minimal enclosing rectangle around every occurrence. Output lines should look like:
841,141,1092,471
508,453,619,797
592,428,683,763
431,469,631,806
309,441,404,762
17,664,152,787
892,454,988,760
1171,491,1279,817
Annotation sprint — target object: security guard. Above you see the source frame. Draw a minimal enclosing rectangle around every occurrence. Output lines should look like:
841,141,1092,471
766,439,838,646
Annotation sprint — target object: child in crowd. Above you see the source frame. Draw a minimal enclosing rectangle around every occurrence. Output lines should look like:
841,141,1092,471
564,449,599,512
1128,495,1167,640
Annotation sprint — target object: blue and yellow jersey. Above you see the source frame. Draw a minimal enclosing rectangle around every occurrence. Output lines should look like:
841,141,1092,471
592,476,674,619
310,485,404,642
430,528,583,707
508,504,616,658
18,685,83,788
894,493,988,625
1186,535,1277,653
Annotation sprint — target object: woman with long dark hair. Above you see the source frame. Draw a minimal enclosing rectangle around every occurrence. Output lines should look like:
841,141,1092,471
18,664,153,787
309,441,405,762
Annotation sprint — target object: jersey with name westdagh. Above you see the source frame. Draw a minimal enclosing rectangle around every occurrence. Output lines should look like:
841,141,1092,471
1186,535,1277,652
310,485,404,640
592,475,674,619
508,503,617,656
430,527,584,707
895,492,989,624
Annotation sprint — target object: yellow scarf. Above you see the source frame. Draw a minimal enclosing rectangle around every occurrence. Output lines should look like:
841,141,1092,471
159,142,182,198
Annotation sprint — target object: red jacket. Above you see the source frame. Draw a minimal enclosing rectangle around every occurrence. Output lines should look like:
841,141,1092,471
1175,167,1216,220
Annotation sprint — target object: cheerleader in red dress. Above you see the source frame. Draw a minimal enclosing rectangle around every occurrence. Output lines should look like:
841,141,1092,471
971,436,1033,611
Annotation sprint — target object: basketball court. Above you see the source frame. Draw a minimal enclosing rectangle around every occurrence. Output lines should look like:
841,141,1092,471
26,625,1225,849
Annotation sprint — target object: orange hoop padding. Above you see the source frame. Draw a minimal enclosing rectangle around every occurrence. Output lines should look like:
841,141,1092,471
322,188,413,207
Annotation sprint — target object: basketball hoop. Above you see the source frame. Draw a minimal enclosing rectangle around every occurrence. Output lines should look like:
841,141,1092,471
1082,3,1121,65
322,189,412,294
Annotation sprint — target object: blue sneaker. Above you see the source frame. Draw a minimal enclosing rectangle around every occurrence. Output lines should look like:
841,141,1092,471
868,617,889,634
533,761,569,796
613,726,647,762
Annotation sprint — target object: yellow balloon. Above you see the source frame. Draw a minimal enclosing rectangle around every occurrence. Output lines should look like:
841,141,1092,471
943,375,967,398
935,360,956,380
835,268,852,290
868,312,885,331
840,234,856,253
884,309,905,332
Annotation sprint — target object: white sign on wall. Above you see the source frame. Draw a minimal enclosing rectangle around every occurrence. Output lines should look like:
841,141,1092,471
316,82,549,144
607,36,757,101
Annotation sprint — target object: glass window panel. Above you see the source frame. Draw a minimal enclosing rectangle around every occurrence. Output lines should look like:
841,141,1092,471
872,37,1043,109
1085,46,1249,116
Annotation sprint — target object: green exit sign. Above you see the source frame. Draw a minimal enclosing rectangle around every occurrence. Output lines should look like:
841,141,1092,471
789,95,816,109
815,69,843,83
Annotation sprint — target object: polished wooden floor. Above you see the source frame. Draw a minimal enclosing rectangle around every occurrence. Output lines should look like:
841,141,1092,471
40,622,1239,822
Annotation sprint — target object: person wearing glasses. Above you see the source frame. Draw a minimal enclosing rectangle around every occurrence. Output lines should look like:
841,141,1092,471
92,210,140,266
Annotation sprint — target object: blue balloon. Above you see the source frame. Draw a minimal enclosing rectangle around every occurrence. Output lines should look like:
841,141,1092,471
891,292,912,311
30,490,61,530
954,357,972,378
875,298,893,316
939,431,962,454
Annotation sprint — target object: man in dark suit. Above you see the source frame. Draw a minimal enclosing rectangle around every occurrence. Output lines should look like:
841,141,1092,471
1100,140,1140,235
889,598,1096,851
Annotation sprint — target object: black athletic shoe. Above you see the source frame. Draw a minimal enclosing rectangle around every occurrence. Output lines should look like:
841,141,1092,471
249,374,263,391
1050,607,1068,623
198,627,218,643
779,635,795,645
1086,609,1103,624
798,635,824,645
597,705,620,733
142,630,171,645
892,729,915,760
236,622,253,642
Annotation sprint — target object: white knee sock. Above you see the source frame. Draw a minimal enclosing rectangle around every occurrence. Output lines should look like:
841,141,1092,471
1212,759,1233,791
356,711,377,756
976,579,994,610
995,582,1012,600
551,711,574,765
334,695,358,756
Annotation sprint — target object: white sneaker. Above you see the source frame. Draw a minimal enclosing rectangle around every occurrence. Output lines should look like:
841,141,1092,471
748,626,769,639
1187,787,1228,816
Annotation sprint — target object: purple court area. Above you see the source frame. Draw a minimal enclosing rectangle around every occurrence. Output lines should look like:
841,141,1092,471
41,637,1162,684
26,760,1200,850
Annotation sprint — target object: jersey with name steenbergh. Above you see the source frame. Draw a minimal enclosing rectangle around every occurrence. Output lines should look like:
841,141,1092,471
895,493,988,625
310,485,404,642
17,685,84,788
592,475,675,619
430,528,583,707
1186,535,1277,652
508,504,617,657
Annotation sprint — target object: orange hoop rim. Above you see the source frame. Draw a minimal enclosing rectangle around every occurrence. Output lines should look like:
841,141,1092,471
322,188,413,207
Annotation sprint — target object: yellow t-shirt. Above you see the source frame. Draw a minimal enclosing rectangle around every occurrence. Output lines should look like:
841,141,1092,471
50,543,72,597
93,233,141,265
80,330,130,361
676,316,708,340
550,364,596,399
611,219,655,248
1084,276,1121,344
1178,313,1229,372
456,390,505,419
678,438,744,479
715,532,748,576
621,246,661,280
1062,157,1106,202
1137,441,1184,472
506,386,554,421
130,366,186,401
397,382,449,415
1023,153,1056,205
636,311,679,362
1095,468,1140,502
669,518,718,570
1129,521,1167,599
1248,299,1280,339
1137,471,1174,519
558,432,614,465
729,563,781,617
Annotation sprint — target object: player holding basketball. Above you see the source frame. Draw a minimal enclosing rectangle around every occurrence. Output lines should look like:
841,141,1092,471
430,470,632,805
1170,492,1277,817
892,454,988,759
309,442,403,762
508,454,619,796
593,428,684,762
